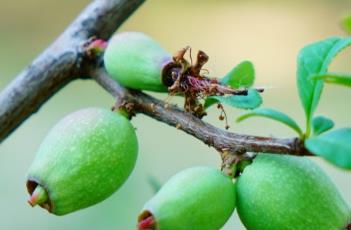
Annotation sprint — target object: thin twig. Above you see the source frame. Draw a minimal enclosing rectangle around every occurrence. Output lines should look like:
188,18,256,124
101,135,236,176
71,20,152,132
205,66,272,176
89,67,311,157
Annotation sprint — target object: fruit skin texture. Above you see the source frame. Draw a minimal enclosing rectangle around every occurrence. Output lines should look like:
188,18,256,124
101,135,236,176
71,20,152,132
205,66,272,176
104,31,172,92
27,108,138,215
139,167,236,230
236,154,351,230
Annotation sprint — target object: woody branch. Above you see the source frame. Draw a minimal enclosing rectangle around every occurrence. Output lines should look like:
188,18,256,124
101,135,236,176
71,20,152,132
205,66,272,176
0,0,145,142
0,0,311,158
89,66,310,157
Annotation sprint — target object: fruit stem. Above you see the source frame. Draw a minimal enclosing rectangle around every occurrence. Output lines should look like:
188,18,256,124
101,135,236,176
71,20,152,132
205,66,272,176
115,107,130,118
28,185,48,207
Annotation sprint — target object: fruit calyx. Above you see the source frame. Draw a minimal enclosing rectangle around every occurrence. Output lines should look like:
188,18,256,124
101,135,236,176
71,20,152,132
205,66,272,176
161,46,263,118
27,180,51,212
138,210,156,230
161,47,230,118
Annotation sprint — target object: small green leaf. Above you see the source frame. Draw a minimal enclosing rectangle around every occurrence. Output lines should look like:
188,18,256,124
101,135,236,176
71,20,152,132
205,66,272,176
236,108,303,137
341,15,351,34
305,128,351,169
205,89,262,110
312,115,334,136
297,36,351,136
221,61,255,88
312,73,351,88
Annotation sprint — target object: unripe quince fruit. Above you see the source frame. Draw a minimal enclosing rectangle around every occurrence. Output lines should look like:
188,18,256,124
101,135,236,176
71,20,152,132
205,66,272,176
26,108,138,215
104,31,172,92
236,153,351,230
138,167,236,230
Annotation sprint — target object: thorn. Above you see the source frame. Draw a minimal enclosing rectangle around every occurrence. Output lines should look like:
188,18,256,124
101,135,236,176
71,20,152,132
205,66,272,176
28,185,48,207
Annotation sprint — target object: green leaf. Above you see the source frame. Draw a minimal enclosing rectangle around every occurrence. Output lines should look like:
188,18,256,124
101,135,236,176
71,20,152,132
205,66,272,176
305,128,351,169
205,89,262,110
221,61,255,88
341,15,351,34
297,37,351,135
312,115,334,136
312,73,351,88
236,108,303,137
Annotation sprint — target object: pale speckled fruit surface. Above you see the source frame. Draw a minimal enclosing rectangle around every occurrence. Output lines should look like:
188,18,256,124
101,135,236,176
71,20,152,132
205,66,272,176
236,154,351,230
104,31,171,92
142,167,236,230
27,108,138,215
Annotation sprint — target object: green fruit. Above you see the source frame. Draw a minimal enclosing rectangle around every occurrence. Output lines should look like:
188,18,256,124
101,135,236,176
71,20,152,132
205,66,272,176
104,31,172,92
236,154,351,230
26,108,138,215
138,167,236,230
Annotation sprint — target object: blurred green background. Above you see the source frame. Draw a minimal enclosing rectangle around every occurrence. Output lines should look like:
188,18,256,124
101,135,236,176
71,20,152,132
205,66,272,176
1,0,351,229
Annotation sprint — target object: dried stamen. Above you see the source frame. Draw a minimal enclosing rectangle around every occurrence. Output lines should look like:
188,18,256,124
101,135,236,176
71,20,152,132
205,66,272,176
28,185,49,207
